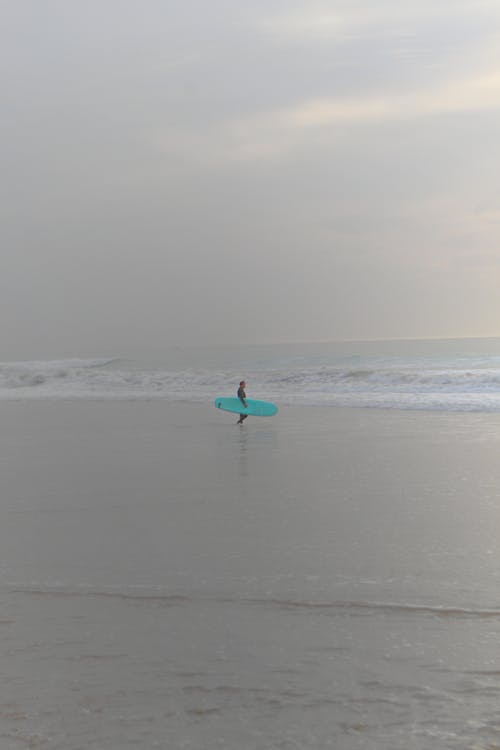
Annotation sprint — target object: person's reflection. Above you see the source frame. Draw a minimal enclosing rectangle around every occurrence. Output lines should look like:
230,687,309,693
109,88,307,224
237,424,249,479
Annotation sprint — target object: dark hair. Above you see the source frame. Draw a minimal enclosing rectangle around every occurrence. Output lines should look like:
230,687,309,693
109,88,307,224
239,380,245,386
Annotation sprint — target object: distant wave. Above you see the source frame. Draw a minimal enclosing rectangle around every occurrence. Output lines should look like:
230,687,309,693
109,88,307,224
269,366,500,391
0,357,117,384
266,366,500,410
1,357,500,411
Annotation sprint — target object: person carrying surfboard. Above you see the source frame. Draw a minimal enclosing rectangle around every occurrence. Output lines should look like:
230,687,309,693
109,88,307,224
237,381,248,424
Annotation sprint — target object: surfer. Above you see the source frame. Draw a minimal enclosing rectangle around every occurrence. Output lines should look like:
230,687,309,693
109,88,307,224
237,380,248,424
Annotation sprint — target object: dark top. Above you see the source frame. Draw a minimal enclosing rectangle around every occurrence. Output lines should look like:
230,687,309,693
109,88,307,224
237,386,247,406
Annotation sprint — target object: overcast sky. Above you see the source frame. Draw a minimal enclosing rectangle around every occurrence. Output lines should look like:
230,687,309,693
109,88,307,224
2,0,500,357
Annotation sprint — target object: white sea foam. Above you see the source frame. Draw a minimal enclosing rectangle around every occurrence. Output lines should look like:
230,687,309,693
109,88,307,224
2,350,500,410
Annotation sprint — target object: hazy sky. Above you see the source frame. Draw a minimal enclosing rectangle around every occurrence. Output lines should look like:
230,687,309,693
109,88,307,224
2,0,500,357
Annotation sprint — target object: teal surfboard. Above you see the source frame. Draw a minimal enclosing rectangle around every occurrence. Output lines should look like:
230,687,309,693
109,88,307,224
214,397,278,417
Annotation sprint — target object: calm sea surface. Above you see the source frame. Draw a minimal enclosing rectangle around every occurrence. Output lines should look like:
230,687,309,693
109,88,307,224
2,340,500,748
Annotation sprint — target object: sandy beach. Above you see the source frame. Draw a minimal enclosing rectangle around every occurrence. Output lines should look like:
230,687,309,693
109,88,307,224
2,400,500,748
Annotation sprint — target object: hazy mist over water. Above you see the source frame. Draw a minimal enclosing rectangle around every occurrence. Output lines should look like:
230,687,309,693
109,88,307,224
3,1,500,358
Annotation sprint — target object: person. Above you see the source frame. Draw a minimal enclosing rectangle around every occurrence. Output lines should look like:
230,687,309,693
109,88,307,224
237,380,248,424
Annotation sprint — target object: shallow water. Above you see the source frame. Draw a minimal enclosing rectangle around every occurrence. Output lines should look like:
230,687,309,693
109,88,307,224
2,402,500,748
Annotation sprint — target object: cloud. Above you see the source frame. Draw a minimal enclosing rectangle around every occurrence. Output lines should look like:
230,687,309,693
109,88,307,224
258,7,351,41
157,67,500,166
258,1,500,42
288,70,500,125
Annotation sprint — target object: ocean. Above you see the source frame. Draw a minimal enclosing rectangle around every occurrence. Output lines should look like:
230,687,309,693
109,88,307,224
4,336,500,411
2,338,500,749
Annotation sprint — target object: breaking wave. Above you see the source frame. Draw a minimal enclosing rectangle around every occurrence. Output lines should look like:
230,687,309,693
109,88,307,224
1,356,500,411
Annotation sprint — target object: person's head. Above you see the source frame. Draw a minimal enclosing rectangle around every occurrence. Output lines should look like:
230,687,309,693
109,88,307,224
240,380,246,387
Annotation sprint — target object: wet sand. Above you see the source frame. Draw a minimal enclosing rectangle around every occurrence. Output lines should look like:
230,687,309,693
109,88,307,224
2,401,500,748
